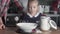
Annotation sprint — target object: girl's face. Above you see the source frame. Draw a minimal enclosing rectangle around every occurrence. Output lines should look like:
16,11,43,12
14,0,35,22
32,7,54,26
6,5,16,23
28,1,39,13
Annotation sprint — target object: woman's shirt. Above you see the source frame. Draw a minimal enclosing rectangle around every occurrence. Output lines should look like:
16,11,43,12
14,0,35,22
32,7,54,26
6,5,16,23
0,0,23,17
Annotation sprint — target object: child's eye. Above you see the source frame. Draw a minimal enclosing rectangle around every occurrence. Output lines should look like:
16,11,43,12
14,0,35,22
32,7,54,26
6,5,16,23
29,7,31,9
33,7,35,8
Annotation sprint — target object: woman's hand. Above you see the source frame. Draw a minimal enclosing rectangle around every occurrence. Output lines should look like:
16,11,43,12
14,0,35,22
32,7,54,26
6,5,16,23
0,23,5,30
0,17,5,30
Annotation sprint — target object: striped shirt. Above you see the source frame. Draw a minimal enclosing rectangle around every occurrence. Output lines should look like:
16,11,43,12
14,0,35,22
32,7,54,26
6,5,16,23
0,0,23,17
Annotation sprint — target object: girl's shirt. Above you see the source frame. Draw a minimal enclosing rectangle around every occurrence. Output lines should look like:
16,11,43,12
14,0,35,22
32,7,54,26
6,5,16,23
21,12,41,23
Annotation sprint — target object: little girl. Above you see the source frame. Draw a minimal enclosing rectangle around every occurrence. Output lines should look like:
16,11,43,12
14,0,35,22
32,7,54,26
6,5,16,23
20,0,41,23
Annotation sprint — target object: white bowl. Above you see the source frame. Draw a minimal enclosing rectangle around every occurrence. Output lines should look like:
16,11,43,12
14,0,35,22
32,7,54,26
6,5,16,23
16,23,37,33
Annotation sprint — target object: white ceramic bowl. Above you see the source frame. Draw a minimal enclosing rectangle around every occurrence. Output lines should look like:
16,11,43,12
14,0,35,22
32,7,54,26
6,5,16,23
16,23,37,33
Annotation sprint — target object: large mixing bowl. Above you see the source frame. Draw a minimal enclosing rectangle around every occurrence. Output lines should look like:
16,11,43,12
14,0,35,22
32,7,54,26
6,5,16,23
16,23,37,33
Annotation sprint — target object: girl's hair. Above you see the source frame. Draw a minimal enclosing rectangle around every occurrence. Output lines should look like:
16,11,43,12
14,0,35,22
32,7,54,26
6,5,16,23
28,0,39,6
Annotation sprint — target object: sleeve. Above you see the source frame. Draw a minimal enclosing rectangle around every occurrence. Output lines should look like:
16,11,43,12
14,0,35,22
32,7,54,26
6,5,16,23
14,0,23,10
0,0,10,17
0,0,6,17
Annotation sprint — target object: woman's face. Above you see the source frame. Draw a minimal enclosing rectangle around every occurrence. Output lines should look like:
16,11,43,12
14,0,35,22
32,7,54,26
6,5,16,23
28,1,39,13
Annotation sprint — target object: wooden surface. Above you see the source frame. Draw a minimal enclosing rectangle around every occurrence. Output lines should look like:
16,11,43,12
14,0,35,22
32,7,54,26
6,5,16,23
0,27,18,34
0,27,60,34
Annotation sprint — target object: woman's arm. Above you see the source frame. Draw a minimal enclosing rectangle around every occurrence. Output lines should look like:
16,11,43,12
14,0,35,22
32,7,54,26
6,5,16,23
0,17,5,30
14,0,23,10
0,0,10,30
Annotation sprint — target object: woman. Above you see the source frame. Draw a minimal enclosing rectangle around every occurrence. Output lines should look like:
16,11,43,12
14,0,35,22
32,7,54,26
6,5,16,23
0,0,23,29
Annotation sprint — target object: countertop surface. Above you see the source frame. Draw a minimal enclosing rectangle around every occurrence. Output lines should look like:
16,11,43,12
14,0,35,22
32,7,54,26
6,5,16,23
0,27,60,34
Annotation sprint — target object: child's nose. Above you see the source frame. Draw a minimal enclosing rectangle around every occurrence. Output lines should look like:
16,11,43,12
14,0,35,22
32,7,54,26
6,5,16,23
31,7,34,10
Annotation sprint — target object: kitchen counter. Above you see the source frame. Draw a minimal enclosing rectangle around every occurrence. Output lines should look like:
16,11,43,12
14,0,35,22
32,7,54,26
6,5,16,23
0,27,19,34
0,27,60,34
